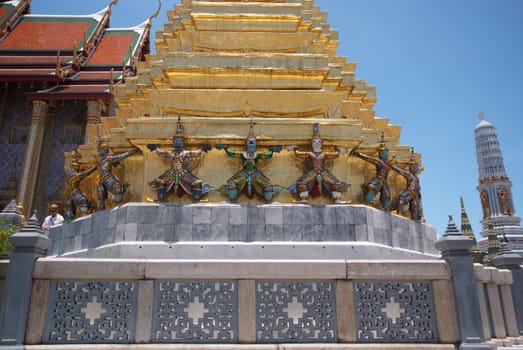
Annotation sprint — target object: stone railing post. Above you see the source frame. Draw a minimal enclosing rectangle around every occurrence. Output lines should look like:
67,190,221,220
492,244,523,337
0,213,50,346
435,216,492,350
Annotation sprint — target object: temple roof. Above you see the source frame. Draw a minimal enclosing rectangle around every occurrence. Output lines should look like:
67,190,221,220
86,24,149,67
0,14,102,51
0,0,29,36
0,1,151,99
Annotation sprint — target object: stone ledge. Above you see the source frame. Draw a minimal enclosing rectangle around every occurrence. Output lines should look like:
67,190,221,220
33,258,448,281
22,344,457,350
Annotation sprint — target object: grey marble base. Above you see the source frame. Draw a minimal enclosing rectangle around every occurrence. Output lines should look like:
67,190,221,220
48,202,438,258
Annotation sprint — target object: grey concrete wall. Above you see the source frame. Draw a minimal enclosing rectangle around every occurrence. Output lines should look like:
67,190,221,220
48,203,438,257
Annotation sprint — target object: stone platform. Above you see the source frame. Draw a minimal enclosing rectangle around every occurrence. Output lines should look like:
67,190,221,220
47,203,438,259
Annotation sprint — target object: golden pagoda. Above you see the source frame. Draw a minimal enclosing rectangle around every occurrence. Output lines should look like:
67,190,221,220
71,0,419,208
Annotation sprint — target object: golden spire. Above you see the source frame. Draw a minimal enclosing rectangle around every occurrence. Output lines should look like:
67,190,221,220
485,219,501,265
460,196,482,262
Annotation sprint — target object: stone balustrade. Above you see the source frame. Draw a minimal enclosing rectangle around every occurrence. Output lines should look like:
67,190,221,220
23,258,457,348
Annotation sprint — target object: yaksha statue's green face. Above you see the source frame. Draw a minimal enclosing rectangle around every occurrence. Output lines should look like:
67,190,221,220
246,136,256,153
173,135,184,151
311,137,322,153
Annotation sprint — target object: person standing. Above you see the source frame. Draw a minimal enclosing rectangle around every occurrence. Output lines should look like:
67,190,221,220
42,203,64,234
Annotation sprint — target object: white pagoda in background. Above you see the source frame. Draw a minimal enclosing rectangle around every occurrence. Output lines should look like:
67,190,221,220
475,111,523,255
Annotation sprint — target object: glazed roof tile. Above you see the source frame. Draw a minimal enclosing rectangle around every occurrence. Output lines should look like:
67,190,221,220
87,29,141,66
0,15,100,51
0,5,12,23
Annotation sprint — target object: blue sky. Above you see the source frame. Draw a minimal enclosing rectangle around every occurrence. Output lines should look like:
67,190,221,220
30,0,523,238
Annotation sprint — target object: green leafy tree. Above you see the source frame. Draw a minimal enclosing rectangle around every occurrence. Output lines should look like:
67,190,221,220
0,224,15,258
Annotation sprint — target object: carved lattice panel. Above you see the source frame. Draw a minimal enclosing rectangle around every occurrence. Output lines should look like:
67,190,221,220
152,280,238,343
43,280,138,344
256,280,337,343
354,281,437,343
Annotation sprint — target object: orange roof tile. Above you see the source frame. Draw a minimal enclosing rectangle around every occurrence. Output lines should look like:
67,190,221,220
0,7,11,23
0,16,99,51
87,30,139,66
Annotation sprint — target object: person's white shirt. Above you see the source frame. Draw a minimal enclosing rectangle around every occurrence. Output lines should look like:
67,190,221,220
42,212,64,234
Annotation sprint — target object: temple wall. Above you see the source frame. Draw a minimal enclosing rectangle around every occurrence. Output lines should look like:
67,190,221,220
0,86,87,215
42,101,86,200
46,203,438,257
0,84,32,200
38,101,86,217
